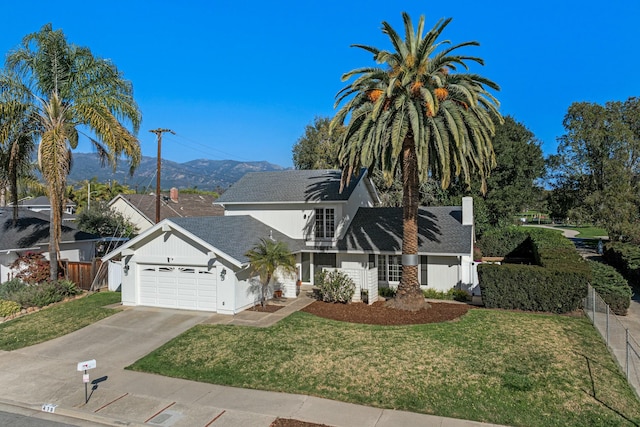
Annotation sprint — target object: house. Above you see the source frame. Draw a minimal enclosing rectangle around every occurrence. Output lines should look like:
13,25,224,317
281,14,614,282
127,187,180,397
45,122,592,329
108,188,224,233
103,169,476,314
0,208,99,283
9,196,77,217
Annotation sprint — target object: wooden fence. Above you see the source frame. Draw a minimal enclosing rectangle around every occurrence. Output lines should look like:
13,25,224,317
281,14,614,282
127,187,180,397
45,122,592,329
62,259,102,290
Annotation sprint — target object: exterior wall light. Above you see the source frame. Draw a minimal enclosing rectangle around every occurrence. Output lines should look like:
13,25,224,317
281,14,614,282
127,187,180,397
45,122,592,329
220,268,227,281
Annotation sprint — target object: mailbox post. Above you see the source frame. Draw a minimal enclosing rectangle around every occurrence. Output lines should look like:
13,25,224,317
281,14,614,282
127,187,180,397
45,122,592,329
77,359,96,404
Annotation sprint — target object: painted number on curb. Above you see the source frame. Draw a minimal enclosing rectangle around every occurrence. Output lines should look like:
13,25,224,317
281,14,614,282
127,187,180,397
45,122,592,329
42,404,57,413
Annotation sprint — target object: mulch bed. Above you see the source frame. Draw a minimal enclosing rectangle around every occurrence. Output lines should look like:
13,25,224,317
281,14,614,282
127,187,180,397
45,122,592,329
247,304,285,313
271,418,333,427
301,300,474,325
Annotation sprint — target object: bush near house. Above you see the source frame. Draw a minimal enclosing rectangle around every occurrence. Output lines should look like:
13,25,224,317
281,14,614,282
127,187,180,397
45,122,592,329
603,241,640,289
478,227,589,313
315,270,355,303
588,260,632,315
0,300,21,317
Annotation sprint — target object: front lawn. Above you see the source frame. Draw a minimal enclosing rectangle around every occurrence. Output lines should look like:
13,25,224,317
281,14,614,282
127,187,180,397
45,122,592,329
0,291,121,351
128,308,640,427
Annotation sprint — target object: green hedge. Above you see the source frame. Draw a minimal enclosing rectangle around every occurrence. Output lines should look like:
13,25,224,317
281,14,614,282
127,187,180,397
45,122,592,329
589,260,632,315
478,227,590,314
603,242,640,289
477,227,531,257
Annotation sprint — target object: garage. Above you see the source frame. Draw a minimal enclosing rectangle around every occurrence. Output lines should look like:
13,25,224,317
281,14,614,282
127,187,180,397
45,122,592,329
138,265,217,311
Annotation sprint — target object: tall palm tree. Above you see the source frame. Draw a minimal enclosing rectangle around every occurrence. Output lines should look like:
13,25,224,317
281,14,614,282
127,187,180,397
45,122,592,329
331,13,501,310
245,238,296,307
1,24,141,279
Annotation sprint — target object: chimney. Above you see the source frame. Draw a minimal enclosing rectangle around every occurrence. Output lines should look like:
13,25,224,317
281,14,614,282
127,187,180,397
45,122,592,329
462,197,473,226
170,187,179,203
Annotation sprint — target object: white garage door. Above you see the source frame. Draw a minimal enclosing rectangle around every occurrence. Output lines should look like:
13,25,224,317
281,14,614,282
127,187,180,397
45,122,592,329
138,265,217,311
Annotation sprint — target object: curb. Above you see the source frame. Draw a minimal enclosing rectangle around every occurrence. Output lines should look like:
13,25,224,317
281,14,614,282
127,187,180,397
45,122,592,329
0,397,145,427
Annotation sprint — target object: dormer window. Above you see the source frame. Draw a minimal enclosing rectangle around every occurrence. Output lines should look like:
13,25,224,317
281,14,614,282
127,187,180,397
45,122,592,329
314,208,335,239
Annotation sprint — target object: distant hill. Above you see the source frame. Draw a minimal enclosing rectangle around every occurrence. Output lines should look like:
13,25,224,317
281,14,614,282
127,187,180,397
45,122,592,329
67,153,286,191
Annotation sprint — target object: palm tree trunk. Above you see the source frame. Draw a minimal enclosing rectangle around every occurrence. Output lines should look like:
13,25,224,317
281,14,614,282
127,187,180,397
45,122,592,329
387,135,428,311
49,208,58,281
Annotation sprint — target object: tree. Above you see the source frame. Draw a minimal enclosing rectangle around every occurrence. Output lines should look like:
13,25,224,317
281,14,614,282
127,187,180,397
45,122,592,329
0,72,37,221
71,178,134,212
1,24,141,279
292,116,343,169
549,97,640,240
76,201,137,238
245,238,296,307
445,116,545,233
331,13,501,310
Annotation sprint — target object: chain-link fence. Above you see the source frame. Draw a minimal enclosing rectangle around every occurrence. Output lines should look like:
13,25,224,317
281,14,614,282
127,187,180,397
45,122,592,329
583,284,640,397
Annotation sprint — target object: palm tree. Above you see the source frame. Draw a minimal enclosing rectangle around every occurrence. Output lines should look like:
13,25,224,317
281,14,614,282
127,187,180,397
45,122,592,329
245,238,296,307
1,24,141,280
331,13,502,310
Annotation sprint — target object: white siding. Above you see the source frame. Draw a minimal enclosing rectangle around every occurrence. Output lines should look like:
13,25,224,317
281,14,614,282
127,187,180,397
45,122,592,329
108,261,123,291
428,256,461,291
110,198,151,232
223,204,317,239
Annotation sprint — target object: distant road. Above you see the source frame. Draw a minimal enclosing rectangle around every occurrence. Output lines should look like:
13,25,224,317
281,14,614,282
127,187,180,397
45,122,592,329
522,224,580,238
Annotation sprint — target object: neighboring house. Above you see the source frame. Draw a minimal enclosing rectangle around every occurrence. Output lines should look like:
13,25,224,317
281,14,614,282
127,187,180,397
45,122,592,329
103,169,476,314
0,208,99,283
10,196,77,216
108,188,224,233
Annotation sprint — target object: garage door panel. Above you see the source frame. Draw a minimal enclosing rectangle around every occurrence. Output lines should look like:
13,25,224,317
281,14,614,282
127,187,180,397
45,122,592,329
138,265,217,312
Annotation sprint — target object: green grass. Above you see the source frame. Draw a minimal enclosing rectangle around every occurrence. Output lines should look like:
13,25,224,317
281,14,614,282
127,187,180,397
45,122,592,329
0,292,121,351
129,309,640,427
556,226,608,239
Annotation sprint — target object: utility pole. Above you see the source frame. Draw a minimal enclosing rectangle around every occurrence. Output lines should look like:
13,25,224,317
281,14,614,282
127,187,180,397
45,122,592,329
149,128,175,223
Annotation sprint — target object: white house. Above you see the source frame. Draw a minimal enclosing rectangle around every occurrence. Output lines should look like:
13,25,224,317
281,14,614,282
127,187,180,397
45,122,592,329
103,169,476,314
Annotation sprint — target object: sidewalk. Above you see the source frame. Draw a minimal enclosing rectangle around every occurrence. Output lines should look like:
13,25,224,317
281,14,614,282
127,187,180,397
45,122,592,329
0,292,505,427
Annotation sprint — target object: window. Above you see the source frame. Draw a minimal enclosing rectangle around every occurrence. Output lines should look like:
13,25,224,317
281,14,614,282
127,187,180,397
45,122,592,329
377,255,387,281
314,208,335,239
420,256,428,286
377,255,402,282
388,255,401,282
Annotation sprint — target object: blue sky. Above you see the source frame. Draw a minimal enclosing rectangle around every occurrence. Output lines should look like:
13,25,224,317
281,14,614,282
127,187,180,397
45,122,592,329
2,1,639,168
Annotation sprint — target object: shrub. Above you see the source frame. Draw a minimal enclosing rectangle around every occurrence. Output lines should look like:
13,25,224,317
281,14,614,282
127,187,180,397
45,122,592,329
603,242,640,289
9,252,51,284
478,227,590,314
10,280,80,308
589,260,632,315
315,270,355,303
0,299,21,317
378,286,397,298
422,288,471,302
477,227,531,257
0,278,26,300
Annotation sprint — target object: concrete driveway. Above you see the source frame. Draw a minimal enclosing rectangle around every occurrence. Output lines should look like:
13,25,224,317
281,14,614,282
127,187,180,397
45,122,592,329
0,306,210,407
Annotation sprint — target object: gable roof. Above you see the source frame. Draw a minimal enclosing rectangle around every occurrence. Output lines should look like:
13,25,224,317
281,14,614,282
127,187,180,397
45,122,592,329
0,208,98,252
336,206,472,255
109,193,223,223
216,169,368,204
170,216,303,264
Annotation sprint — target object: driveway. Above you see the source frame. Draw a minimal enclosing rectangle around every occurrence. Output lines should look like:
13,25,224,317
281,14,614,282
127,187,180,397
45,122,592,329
0,306,210,406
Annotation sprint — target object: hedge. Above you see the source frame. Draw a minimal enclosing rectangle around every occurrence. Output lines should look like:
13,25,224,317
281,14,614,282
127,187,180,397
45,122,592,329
603,241,640,289
589,260,632,315
478,227,590,314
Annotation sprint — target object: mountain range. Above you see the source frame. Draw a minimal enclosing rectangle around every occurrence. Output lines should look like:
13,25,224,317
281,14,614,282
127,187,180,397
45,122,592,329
67,153,286,191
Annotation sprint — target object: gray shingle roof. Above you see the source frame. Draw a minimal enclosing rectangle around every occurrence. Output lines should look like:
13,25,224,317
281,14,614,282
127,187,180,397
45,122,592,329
171,216,303,264
114,193,223,222
0,208,97,251
216,169,365,204
336,207,472,255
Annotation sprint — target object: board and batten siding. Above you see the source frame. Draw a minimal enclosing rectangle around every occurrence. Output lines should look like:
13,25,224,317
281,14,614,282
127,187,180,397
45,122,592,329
134,231,211,265
427,256,461,291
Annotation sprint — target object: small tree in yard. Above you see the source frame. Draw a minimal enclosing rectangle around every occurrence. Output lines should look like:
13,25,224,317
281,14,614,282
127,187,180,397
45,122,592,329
245,238,296,306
